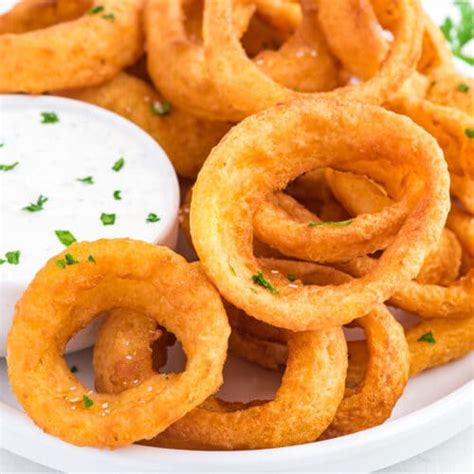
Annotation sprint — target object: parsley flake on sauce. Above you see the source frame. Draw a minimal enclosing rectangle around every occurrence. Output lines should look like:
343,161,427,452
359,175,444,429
4,251,21,265
77,176,94,185
146,213,160,223
0,161,19,172
41,112,59,124
55,230,77,247
112,158,125,172
252,271,279,294
23,195,48,212
101,213,116,226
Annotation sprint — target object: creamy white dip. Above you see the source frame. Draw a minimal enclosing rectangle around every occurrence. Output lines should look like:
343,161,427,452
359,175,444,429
0,95,179,355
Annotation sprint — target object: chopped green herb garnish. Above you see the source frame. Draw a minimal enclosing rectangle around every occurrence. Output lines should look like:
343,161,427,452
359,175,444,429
70,365,78,373
77,176,94,185
287,273,297,282
151,100,172,116
229,264,237,276
5,251,20,265
113,190,122,201
55,230,77,247
112,158,125,172
89,5,104,14
41,112,59,124
146,212,160,223
0,259,5,265
465,128,474,138
252,271,278,294
55,259,66,269
0,161,19,172
82,395,94,409
417,331,436,345
456,83,470,92
87,255,96,264
102,13,115,21
101,213,116,226
65,253,79,265
440,1,474,66
23,195,48,212
308,219,353,227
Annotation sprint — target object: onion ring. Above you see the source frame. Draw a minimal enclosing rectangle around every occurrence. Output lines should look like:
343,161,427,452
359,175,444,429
385,96,474,180
226,260,409,439
191,99,450,330
146,0,341,121
93,288,348,449
7,240,230,448
63,72,231,178
326,170,463,286
0,0,143,93
317,0,390,80
337,209,473,319
202,0,423,118
0,0,91,34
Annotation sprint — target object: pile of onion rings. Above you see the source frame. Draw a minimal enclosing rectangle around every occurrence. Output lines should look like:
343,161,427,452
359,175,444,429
5,0,473,453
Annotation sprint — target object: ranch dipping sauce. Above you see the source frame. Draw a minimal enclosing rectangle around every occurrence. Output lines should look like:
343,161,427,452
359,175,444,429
0,95,179,356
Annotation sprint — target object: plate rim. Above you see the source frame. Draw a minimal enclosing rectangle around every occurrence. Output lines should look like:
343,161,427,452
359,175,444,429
1,377,472,472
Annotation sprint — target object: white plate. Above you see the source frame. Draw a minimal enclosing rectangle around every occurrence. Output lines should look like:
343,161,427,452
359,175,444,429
0,343,473,472
0,0,473,472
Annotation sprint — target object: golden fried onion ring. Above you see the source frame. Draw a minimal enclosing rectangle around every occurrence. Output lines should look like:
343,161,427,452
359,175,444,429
191,99,450,330
7,240,230,448
202,0,423,118
229,260,409,439
93,291,348,449
0,0,91,34
0,0,143,93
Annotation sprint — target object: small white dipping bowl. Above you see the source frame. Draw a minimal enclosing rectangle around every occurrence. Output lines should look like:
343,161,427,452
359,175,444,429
0,94,180,357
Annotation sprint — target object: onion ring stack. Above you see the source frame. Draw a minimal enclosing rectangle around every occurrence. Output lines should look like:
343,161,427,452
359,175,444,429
4,0,473,454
